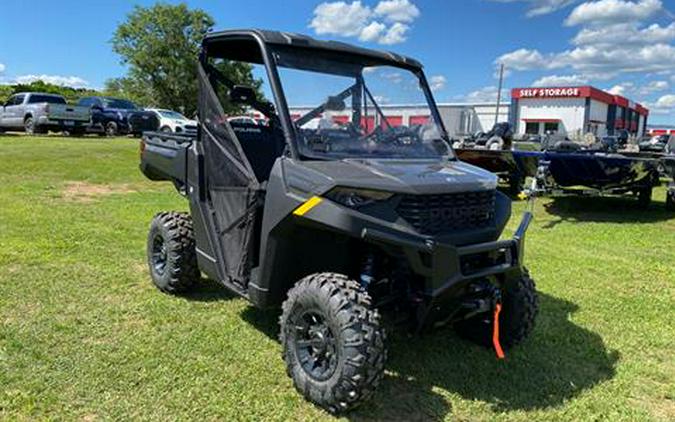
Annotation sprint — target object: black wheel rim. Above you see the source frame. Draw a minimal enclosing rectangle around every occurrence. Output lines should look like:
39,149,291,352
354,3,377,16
292,310,338,381
151,234,168,276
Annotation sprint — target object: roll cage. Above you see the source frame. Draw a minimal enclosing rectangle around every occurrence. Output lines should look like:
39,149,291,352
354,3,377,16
199,29,451,160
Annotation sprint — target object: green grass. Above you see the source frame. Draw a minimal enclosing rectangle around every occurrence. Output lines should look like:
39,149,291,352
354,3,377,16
0,135,673,421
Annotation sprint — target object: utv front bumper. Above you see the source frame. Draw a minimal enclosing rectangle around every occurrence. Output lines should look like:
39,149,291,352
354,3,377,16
361,212,532,296
295,196,531,299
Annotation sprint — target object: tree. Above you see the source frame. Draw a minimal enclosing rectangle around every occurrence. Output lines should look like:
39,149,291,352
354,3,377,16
103,77,155,108
0,81,101,104
111,2,261,116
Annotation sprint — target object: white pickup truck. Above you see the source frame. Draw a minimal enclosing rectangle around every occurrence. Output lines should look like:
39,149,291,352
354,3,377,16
0,92,91,135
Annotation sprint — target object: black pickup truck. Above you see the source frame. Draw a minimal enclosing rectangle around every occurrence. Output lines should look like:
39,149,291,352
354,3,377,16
77,96,159,136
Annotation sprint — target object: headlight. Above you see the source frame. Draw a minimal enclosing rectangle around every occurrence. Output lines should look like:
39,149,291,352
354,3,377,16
325,187,393,208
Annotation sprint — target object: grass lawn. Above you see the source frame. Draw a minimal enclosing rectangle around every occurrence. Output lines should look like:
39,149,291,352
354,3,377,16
0,135,674,421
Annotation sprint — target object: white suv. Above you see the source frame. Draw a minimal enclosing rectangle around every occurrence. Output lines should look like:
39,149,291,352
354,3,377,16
146,108,198,135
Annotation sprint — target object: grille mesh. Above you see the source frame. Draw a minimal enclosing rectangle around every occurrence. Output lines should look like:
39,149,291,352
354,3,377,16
396,190,495,235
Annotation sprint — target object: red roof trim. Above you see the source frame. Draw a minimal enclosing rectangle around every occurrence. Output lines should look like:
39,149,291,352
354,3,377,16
613,95,629,107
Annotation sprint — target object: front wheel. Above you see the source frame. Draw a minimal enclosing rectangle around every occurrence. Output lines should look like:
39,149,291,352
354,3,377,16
280,273,386,413
455,270,538,349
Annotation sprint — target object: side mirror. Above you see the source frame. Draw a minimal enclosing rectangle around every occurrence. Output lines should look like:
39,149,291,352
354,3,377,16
325,96,346,112
229,85,256,104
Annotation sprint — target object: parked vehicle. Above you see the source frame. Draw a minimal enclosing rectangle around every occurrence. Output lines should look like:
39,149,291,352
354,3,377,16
536,149,660,207
639,134,674,153
139,29,538,413
146,108,198,135
663,156,675,210
456,148,540,196
77,96,158,136
454,123,541,195
0,92,90,135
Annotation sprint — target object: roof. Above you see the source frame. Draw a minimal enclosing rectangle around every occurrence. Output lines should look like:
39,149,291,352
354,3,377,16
13,92,63,97
203,29,423,70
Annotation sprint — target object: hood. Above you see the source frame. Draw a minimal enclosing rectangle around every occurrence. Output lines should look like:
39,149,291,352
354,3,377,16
300,158,498,195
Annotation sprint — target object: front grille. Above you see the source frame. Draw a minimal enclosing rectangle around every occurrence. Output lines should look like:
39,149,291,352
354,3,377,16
396,190,495,235
184,125,197,131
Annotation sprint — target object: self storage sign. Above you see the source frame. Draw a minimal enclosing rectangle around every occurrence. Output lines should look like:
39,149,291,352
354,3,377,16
517,88,580,98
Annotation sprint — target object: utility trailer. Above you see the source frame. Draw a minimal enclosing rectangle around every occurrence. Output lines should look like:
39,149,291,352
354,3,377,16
138,29,538,413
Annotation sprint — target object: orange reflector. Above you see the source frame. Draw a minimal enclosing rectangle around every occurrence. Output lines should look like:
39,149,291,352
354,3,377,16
493,303,505,360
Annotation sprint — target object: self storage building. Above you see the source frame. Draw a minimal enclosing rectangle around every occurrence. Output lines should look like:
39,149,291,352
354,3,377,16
509,86,649,138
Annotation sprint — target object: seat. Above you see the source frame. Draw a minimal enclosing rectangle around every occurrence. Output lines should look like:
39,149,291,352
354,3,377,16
230,122,285,183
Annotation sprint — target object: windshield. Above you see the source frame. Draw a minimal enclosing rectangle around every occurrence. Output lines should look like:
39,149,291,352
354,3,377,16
103,98,137,109
158,110,188,120
273,47,451,160
28,95,65,104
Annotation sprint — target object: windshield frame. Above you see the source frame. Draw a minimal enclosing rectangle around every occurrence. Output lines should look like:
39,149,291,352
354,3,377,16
200,33,452,162
268,45,452,161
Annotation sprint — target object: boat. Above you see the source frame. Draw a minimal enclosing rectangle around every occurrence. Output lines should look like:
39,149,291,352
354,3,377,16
537,150,660,207
455,148,542,195
662,155,675,210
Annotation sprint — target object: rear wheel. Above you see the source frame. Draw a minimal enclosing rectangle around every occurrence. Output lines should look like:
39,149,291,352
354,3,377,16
160,126,172,133
24,116,35,135
146,212,199,293
105,121,118,137
280,273,386,413
455,270,538,349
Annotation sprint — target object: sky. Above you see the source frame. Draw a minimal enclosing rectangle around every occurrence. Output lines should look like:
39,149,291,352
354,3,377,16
0,0,674,124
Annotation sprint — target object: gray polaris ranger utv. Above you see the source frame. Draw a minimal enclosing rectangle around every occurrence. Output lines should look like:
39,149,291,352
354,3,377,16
140,29,538,413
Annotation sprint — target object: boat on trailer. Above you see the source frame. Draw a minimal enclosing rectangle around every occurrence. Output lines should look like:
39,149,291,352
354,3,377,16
536,150,660,208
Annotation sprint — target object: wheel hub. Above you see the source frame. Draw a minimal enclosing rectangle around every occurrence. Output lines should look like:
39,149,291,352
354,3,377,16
151,234,167,275
293,311,338,381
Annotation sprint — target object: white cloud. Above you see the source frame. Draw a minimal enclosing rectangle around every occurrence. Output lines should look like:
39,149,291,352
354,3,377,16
565,0,663,26
0,63,5,74
639,80,669,94
310,1,372,37
496,48,554,70
533,74,589,86
655,94,675,107
429,75,447,91
359,21,386,41
607,82,635,95
374,0,420,22
381,71,404,83
459,86,510,103
490,0,579,17
497,43,675,75
309,0,419,45
378,22,410,44
643,93,675,114
12,74,90,88
572,22,675,46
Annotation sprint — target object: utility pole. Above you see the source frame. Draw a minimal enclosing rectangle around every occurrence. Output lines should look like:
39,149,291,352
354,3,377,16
495,63,504,126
